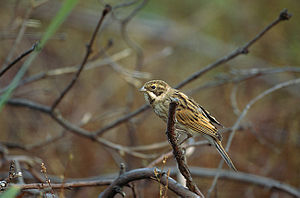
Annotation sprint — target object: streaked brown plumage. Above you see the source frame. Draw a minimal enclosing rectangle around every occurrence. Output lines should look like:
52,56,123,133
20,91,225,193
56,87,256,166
140,80,237,171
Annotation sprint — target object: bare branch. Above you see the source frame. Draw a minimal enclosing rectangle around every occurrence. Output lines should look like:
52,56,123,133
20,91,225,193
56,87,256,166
12,179,113,190
0,48,132,94
188,66,300,95
175,9,292,89
0,43,37,78
7,98,157,159
186,167,300,198
94,104,149,136
120,0,148,69
3,4,33,65
165,98,204,197
98,168,199,198
51,5,112,110
207,77,300,196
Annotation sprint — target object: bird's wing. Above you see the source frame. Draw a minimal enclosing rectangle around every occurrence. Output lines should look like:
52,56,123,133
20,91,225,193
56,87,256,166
198,105,223,127
175,107,221,140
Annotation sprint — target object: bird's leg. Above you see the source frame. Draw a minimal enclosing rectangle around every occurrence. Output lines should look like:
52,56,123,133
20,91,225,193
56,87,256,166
178,133,192,145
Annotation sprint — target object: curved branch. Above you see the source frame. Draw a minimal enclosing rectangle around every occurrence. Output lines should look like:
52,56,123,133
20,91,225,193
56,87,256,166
207,77,300,196
186,167,300,198
98,168,199,198
7,98,157,159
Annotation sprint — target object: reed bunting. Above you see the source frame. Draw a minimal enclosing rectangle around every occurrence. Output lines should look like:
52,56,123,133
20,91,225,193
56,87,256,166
140,80,237,171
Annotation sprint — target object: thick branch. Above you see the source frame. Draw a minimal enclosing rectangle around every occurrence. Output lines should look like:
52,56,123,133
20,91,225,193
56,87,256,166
98,168,199,198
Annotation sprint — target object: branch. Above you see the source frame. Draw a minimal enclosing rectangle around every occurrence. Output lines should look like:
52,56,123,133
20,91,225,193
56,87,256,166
175,9,292,89
9,167,299,197
0,48,131,94
12,179,113,190
51,5,112,110
3,4,33,65
186,167,300,198
98,168,199,198
189,66,300,94
95,8,292,137
0,43,37,78
165,98,204,197
7,98,157,159
94,104,149,136
207,77,300,196
120,0,148,69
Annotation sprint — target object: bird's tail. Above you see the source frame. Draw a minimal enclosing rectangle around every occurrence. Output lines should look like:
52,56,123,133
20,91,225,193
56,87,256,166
214,140,237,171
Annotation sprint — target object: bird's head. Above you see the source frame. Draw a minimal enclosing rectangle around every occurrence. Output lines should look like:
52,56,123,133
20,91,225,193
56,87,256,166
139,80,171,104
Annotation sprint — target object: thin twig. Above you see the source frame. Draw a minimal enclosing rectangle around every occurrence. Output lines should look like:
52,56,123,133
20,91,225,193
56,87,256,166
166,98,204,197
11,179,113,190
207,77,300,196
51,5,112,110
3,4,33,65
94,104,149,136
1,112,93,151
0,43,37,78
189,66,300,94
120,0,148,69
145,126,249,169
175,9,291,89
0,48,132,94
230,83,241,116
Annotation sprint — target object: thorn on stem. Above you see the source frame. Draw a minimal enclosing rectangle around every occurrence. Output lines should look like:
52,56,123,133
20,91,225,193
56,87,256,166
119,163,126,175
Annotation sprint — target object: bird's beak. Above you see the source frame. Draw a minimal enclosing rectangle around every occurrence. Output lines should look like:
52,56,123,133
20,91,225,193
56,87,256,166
139,86,146,92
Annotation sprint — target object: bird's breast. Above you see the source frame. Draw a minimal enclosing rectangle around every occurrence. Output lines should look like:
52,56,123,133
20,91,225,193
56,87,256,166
152,99,169,122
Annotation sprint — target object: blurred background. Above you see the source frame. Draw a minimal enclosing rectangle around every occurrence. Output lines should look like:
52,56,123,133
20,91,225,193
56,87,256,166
0,0,299,197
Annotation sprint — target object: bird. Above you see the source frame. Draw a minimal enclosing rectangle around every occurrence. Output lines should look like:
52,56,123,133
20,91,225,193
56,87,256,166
139,80,237,171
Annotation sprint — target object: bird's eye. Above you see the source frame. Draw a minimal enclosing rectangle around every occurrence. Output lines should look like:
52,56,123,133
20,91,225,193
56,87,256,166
151,85,156,89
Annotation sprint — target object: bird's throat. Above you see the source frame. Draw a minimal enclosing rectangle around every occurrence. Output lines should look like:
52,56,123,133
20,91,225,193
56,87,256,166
144,92,155,105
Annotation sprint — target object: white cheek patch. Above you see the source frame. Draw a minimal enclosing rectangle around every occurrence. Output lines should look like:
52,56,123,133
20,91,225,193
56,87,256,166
148,91,156,100
144,91,158,105
144,93,150,104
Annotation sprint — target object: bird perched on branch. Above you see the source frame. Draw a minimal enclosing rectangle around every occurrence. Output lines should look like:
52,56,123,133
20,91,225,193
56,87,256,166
139,80,237,171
